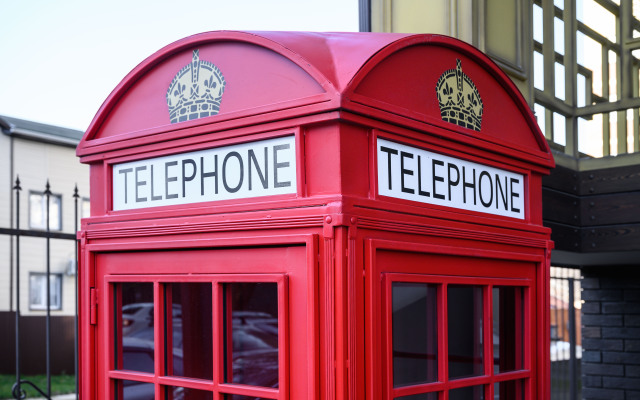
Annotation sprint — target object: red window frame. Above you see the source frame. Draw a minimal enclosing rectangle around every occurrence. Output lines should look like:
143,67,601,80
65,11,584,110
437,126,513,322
383,273,531,399
105,273,289,400
366,240,540,400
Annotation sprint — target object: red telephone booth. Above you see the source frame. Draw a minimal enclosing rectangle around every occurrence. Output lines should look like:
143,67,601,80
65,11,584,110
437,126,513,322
77,32,554,400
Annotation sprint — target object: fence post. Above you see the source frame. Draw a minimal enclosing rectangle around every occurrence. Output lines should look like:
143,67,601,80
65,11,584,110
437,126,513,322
13,177,23,400
74,184,80,399
44,181,52,398
568,277,577,400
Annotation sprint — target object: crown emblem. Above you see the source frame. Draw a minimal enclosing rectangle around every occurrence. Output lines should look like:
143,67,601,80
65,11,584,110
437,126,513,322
166,50,226,124
436,59,483,131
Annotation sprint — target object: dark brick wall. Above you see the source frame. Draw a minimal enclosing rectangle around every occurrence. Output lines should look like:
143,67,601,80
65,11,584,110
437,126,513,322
581,267,640,400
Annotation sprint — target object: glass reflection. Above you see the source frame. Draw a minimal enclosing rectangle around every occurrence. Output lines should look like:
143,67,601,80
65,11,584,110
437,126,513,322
392,282,438,387
396,392,438,400
225,282,279,388
117,283,154,373
493,286,524,374
116,380,154,400
165,386,213,400
449,385,484,400
494,380,524,399
166,282,213,380
448,285,484,379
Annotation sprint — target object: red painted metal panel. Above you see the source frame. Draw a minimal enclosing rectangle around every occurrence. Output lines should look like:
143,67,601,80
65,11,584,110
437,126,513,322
349,38,549,160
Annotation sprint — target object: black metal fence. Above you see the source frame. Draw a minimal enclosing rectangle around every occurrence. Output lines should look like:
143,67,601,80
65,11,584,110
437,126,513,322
550,266,582,400
2,177,81,400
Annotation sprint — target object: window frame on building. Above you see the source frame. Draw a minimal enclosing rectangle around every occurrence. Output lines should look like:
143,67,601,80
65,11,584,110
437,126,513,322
28,190,63,231
29,272,63,311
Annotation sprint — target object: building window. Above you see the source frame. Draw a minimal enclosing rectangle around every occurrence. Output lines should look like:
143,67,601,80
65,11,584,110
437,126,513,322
29,191,62,231
29,273,62,310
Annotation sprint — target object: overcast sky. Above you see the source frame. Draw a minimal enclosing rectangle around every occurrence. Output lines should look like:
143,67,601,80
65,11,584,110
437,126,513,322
0,0,359,131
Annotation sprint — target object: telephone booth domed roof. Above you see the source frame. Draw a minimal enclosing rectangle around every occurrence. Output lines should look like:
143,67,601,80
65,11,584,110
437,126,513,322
78,31,553,169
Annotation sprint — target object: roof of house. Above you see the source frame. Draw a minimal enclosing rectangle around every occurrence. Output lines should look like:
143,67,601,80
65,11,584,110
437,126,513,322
0,115,84,147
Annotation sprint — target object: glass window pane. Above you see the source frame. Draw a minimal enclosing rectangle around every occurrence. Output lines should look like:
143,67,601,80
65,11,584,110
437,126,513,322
165,386,213,400
555,17,565,56
493,287,524,373
609,111,619,155
117,283,154,373
626,109,636,153
224,396,271,400
533,4,543,43
494,380,525,399
534,52,544,91
577,74,586,107
28,273,61,310
577,0,616,42
29,193,44,229
167,282,212,380
29,274,44,307
578,114,604,157
578,34,603,97
225,282,278,388
449,385,485,400
448,285,483,380
609,51,617,101
553,113,567,146
396,393,439,400
49,195,61,230
392,282,438,387
28,193,60,230
116,380,154,400
555,63,566,101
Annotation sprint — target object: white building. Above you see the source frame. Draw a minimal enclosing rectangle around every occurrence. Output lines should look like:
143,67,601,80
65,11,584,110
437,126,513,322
1,115,89,317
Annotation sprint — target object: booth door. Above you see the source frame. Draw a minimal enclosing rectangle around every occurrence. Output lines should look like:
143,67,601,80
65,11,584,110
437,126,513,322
95,245,310,400
372,248,539,400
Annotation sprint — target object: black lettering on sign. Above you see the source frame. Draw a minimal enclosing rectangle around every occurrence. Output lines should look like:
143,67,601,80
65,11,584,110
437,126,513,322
432,159,445,200
510,177,521,213
135,166,147,203
273,144,291,188
249,147,268,190
201,155,218,196
182,159,197,197
462,166,477,205
400,151,415,194
478,170,493,208
150,165,162,201
380,146,398,190
496,174,508,210
447,163,460,201
375,138,524,219
417,155,430,197
165,161,178,199
223,151,244,193
118,168,133,203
